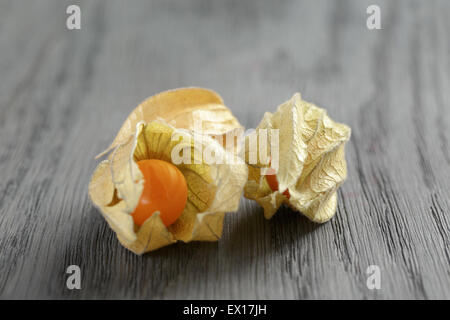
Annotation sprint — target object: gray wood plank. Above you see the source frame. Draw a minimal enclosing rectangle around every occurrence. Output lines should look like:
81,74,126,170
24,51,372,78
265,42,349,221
0,0,449,299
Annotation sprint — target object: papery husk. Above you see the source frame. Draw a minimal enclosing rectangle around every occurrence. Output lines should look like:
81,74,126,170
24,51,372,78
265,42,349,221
244,93,351,223
89,120,248,254
98,87,243,158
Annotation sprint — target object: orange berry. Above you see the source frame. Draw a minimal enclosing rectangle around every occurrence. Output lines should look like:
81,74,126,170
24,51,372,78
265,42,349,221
132,159,188,227
266,174,290,199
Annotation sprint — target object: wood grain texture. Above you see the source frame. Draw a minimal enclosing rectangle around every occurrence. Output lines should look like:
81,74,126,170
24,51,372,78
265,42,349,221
0,0,449,299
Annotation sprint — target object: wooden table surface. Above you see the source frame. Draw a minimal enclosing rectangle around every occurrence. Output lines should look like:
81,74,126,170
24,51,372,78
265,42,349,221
0,0,449,299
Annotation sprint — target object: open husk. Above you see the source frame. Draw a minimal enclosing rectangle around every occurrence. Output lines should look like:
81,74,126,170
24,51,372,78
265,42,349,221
244,93,351,223
89,120,248,254
98,87,243,157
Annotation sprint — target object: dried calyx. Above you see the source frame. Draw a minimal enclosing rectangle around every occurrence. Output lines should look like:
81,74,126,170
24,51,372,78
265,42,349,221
89,88,247,254
243,93,351,223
